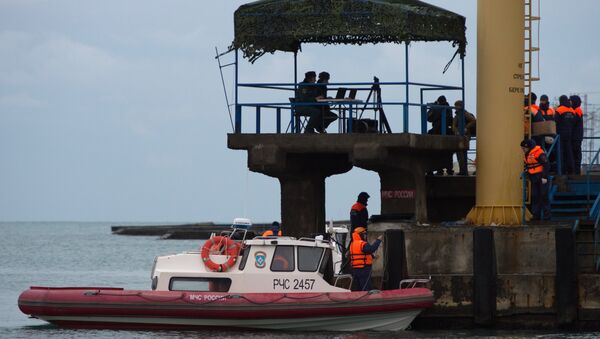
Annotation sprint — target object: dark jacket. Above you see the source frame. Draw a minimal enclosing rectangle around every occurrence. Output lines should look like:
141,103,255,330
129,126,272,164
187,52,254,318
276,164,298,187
350,202,368,231
427,103,452,135
555,105,576,139
295,80,318,103
573,107,584,141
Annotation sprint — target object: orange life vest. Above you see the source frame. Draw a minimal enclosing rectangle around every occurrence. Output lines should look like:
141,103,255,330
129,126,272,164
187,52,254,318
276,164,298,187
525,145,545,175
349,231,373,269
262,229,282,236
556,106,575,116
351,202,366,212
574,107,583,118
540,106,555,117
524,104,539,114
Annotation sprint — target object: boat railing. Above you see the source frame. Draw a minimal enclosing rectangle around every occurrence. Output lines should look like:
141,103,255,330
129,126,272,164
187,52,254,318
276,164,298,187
399,278,431,289
298,237,332,244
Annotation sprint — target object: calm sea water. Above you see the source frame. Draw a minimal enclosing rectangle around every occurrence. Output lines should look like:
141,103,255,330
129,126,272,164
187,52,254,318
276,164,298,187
0,222,598,339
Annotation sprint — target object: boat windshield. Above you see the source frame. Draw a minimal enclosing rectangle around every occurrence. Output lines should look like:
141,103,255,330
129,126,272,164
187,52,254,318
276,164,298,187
270,246,295,272
298,246,324,272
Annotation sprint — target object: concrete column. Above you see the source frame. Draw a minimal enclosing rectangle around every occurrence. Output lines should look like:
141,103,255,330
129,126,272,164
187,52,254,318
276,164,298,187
473,227,497,325
555,228,577,326
412,164,428,222
279,174,326,238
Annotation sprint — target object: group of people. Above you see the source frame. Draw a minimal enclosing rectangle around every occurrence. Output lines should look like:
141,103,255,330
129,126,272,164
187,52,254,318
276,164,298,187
295,71,339,133
427,95,477,175
526,93,584,175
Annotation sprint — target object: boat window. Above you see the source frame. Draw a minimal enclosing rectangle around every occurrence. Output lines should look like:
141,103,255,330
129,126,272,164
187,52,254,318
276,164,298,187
319,249,334,285
238,245,251,270
270,245,295,272
298,246,324,272
169,277,232,292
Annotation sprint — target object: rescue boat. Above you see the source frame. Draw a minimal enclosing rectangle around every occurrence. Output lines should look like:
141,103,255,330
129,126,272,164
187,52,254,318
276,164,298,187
18,219,434,331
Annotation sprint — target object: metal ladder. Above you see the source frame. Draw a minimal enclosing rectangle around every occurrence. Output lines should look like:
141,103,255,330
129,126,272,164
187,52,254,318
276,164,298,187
524,0,541,139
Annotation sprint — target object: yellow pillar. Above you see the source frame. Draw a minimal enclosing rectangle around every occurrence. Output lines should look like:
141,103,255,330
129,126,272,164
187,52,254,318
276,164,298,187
466,0,530,225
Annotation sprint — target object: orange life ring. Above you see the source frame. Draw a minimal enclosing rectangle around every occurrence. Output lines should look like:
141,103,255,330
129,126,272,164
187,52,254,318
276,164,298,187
272,255,289,271
201,236,240,272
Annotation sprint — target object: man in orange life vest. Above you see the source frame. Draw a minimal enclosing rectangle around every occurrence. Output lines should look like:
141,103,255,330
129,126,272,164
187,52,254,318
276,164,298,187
521,139,550,220
349,227,382,291
538,94,555,121
570,95,584,175
350,192,370,232
262,221,282,236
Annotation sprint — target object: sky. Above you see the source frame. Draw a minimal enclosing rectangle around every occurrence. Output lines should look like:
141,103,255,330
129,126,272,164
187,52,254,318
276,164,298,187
1,0,599,223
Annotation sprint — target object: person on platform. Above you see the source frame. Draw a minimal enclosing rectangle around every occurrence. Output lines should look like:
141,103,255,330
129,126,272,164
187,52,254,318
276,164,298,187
452,100,476,175
350,192,370,232
539,94,555,121
427,95,454,175
538,94,557,171
525,93,544,147
295,71,322,134
349,227,382,291
314,71,338,132
555,95,576,174
521,139,551,220
524,92,540,118
570,95,584,175
262,221,282,237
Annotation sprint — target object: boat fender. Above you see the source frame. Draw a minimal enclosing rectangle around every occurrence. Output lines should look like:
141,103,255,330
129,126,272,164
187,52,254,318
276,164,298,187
201,236,241,272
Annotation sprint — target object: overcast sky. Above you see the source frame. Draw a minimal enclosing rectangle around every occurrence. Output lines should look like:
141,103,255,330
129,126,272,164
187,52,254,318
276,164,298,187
1,1,599,223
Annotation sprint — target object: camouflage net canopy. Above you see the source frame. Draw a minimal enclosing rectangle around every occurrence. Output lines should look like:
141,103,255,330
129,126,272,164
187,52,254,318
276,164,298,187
233,0,466,62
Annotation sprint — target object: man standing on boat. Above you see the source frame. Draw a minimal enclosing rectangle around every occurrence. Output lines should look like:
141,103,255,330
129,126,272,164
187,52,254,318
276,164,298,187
350,227,382,291
350,192,370,232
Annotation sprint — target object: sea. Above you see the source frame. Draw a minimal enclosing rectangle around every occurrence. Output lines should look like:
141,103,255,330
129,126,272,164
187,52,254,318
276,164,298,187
1,222,598,339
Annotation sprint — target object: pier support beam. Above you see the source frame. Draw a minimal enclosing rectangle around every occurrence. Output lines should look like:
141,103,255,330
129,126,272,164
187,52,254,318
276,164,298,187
279,174,326,237
473,228,496,326
256,152,352,237
235,138,352,237
555,228,578,327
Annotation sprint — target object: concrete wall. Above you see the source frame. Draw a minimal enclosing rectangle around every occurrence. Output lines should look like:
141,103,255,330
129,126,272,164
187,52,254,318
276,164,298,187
366,223,598,328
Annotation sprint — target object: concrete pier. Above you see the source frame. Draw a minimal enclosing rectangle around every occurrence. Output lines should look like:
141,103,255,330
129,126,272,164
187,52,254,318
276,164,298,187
228,133,468,236
366,222,600,329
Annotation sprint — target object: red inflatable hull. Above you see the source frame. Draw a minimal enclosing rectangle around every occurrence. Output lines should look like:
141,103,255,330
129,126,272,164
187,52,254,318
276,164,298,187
19,286,434,331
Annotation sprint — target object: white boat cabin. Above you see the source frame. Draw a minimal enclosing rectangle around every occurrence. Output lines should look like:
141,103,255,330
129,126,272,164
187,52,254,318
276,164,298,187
151,236,352,294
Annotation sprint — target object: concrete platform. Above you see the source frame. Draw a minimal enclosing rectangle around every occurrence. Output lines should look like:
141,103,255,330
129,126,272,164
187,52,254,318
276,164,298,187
228,133,469,237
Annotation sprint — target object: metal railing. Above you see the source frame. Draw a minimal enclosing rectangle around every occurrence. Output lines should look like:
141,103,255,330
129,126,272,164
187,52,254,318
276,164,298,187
585,143,600,271
233,80,466,135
